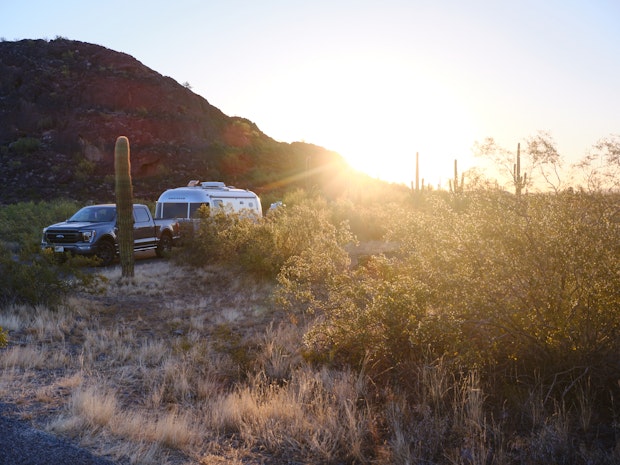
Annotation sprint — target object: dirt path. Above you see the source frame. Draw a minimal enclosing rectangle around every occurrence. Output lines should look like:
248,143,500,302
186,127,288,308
0,404,120,465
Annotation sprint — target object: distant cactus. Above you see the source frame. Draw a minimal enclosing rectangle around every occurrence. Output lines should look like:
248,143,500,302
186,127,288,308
449,159,464,194
411,152,424,205
415,152,420,191
114,136,134,278
513,143,527,197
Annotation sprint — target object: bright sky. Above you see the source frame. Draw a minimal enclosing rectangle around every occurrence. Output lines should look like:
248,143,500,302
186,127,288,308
2,0,619,187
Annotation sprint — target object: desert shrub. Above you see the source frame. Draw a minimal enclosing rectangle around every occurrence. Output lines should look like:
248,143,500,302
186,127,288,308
0,326,7,347
179,193,353,279
0,200,102,311
405,192,620,386
0,244,71,309
176,206,258,267
330,198,393,241
0,200,79,253
288,190,620,427
275,230,352,316
0,240,100,310
266,195,352,263
9,136,41,155
299,256,463,380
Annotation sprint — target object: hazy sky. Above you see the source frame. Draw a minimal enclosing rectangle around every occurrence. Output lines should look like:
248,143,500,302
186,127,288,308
2,0,619,185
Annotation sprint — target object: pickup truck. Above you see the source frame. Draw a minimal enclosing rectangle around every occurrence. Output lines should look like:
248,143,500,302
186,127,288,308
41,204,180,266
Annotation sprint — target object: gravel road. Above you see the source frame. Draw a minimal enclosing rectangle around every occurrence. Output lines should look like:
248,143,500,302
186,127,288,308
0,404,118,465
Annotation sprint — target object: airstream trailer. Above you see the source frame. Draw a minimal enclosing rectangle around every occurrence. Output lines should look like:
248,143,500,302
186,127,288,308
155,181,262,220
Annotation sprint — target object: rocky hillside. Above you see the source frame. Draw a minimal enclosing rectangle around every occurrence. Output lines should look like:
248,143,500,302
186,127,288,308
0,38,348,204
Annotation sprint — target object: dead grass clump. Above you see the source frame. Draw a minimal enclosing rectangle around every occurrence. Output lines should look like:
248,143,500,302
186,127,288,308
71,385,118,430
207,367,371,463
81,326,136,366
136,338,169,368
0,307,23,331
0,302,77,343
3,345,49,369
255,321,304,381
50,385,195,451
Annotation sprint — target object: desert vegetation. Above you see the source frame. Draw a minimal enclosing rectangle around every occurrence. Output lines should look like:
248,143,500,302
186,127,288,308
1,163,620,464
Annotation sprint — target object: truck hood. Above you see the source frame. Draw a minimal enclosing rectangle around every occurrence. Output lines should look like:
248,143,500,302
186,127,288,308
45,221,114,230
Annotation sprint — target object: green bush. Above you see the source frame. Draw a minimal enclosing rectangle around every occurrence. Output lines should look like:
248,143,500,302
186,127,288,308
176,206,256,268
0,200,105,312
0,200,80,254
179,193,353,279
330,198,390,241
9,136,41,155
288,190,620,420
0,326,7,348
0,243,102,310
0,244,70,309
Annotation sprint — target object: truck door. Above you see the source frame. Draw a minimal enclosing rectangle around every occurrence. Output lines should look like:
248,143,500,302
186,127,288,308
133,205,156,249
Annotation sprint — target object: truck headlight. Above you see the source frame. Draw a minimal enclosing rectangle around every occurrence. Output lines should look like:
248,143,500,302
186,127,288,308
82,230,96,242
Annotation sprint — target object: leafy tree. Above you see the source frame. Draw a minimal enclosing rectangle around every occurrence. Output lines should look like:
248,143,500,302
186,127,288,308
577,134,620,191
526,131,562,192
473,137,518,188
474,131,563,193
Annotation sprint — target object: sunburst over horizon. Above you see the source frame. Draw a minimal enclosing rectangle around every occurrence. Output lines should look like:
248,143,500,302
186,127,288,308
2,0,619,186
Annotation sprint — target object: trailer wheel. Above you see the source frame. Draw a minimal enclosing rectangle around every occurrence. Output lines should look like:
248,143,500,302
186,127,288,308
156,233,172,258
96,239,116,266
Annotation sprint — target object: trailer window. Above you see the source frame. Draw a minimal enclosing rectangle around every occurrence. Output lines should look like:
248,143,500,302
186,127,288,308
158,203,188,219
190,202,210,218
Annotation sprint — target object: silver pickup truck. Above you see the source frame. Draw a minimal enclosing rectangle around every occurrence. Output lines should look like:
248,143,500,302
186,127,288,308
41,204,180,265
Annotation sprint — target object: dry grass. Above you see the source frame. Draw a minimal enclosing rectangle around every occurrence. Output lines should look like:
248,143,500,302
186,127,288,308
2,259,325,464
1,257,616,465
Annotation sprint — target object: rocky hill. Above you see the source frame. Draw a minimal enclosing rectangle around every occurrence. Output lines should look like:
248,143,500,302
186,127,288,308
0,38,348,205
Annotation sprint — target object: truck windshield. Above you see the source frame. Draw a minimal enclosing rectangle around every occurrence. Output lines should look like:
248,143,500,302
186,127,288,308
68,206,116,223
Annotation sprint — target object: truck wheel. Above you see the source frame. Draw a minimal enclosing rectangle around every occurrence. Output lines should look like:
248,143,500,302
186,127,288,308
156,233,172,258
96,240,116,266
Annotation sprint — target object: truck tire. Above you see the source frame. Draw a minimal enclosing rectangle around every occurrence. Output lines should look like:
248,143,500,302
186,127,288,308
156,233,172,258
96,240,116,266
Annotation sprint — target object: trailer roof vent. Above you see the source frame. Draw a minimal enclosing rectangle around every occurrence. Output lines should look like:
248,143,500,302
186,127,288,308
200,181,226,189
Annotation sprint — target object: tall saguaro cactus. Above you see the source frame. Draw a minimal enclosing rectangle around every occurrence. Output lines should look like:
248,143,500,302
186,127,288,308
415,151,420,191
114,136,134,278
449,158,464,194
513,143,527,198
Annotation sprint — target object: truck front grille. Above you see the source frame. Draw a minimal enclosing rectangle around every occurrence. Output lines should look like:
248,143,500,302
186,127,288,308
45,230,82,243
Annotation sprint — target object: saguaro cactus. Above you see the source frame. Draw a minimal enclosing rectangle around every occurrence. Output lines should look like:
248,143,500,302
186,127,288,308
114,136,134,278
513,143,527,198
449,158,464,194
415,152,420,191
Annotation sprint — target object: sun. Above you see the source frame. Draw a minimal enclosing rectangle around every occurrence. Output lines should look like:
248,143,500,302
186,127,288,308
319,66,478,188
238,52,479,187
306,55,478,187
333,102,477,188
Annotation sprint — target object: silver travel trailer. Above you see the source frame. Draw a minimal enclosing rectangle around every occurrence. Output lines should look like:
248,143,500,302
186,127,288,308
154,181,262,220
